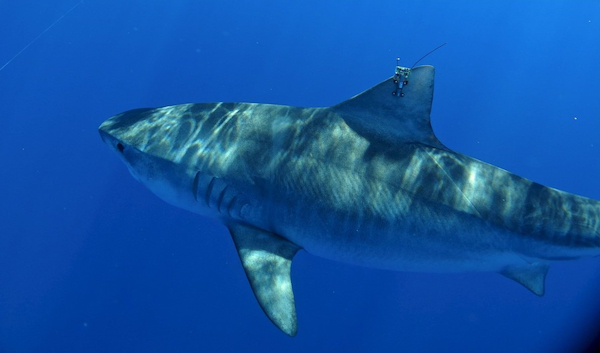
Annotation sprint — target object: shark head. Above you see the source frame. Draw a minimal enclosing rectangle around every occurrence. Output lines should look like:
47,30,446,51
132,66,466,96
99,106,206,214
98,103,269,223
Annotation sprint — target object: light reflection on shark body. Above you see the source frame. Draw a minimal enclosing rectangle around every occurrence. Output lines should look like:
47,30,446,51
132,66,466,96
99,65,600,336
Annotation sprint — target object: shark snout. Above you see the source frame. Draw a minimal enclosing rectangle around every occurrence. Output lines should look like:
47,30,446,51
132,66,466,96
98,127,141,182
98,127,122,153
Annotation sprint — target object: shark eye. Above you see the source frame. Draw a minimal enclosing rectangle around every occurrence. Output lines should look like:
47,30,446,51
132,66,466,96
117,143,124,153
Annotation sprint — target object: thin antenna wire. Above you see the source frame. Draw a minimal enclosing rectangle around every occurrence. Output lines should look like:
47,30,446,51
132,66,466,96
411,42,447,69
0,0,83,73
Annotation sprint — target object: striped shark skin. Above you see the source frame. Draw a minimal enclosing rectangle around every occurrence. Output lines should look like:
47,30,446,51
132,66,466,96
99,65,600,336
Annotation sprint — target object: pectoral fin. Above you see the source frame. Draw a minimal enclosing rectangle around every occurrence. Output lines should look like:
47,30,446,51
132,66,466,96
228,223,301,336
500,263,549,296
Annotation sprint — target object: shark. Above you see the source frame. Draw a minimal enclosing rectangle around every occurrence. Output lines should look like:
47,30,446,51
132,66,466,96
99,64,600,336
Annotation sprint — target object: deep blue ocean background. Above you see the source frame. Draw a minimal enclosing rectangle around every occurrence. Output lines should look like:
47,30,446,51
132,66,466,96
1,1,599,352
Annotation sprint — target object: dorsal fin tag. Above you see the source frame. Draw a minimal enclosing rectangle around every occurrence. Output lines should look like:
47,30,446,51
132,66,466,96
392,61,412,97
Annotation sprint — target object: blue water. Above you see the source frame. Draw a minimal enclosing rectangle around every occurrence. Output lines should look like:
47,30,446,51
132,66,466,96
1,1,599,352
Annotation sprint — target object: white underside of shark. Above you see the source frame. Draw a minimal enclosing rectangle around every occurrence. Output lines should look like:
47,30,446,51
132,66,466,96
99,65,600,336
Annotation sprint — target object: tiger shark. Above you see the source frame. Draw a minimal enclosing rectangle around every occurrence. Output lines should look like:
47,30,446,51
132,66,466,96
99,64,600,336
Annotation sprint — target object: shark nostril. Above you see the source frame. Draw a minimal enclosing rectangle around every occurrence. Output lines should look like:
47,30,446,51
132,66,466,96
117,143,124,152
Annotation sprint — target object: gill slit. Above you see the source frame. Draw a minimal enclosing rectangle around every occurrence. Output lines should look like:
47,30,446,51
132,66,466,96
205,177,217,207
192,171,200,201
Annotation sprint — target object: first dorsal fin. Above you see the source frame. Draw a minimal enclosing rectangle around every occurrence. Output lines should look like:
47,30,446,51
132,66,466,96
332,65,445,149
228,223,301,336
